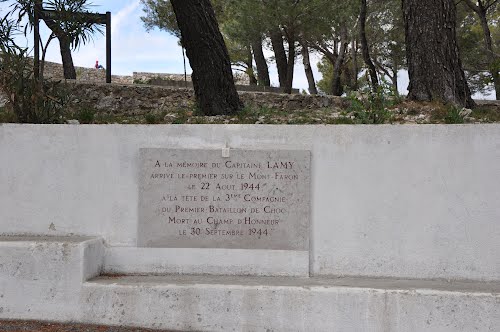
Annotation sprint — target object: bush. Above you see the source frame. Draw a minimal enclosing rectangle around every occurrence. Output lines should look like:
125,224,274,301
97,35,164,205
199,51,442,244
76,108,95,124
145,113,158,124
0,16,68,123
0,106,17,123
444,107,465,124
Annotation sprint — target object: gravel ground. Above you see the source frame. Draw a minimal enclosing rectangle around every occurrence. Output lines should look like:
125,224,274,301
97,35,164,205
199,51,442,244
0,321,179,332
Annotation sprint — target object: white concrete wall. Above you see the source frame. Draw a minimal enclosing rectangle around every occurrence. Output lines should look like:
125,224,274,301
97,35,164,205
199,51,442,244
1,124,499,281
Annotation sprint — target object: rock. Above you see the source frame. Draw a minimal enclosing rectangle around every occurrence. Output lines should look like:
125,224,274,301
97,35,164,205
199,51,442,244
97,96,116,110
459,108,473,117
164,113,177,122
66,119,80,125
0,93,7,107
317,97,330,108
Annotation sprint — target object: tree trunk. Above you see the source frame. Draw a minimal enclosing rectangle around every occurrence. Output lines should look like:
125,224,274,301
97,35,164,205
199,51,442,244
251,36,270,86
360,0,379,90
59,37,76,79
246,46,257,85
40,33,55,82
269,28,288,87
476,8,499,99
402,0,474,107
392,56,399,93
392,70,399,93
300,42,318,94
171,0,242,115
284,34,296,94
464,0,499,100
331,25,348,96
351,39,359,91
42,17,76,79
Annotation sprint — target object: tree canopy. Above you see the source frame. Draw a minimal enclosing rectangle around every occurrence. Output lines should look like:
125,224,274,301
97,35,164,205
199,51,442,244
141,0,498,102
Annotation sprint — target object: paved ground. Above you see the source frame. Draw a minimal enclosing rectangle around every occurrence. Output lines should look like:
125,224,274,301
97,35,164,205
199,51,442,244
0,321,177,332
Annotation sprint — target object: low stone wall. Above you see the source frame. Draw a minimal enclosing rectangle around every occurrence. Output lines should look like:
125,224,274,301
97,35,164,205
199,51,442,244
133,71,250,86
146,77,300,94
43,61,133,84
133,71,292,93
133,71,191,83
42,63,289,91
65,81,344,115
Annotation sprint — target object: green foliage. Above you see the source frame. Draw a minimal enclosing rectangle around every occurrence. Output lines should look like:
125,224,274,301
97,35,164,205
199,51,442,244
171,109,191,124
236,105,275,124
470,106,500,122
0,13,69,123
456,2,499,96
140,0,258,81
140,0,226,39
0,106,17,123
366,0,406,86
76,108,95,124
7,0,104,50
75,67,84,78
3,0,104,82
345,80,399,124
317,57,333,94
444,107,465,124
144,113,158,124
139,0,497,99
315,0,405,95
140,0,179,37
430,105,466,124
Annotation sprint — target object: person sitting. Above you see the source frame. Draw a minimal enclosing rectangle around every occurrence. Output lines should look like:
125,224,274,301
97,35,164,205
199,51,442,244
95,60,104,70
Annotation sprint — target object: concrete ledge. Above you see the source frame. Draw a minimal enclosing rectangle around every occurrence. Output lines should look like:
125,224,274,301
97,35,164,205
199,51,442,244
1,237,499,331
80,275,500,331
0,236,104,282
104,247,309,277
0,236,104,321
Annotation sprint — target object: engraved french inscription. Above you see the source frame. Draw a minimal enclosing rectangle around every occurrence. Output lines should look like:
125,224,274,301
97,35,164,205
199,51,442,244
138,149,310,250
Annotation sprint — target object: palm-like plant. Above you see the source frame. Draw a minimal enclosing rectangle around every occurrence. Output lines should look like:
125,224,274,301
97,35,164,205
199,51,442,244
6,0,104,79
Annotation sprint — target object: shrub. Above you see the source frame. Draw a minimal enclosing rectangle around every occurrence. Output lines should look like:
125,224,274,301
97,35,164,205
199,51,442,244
0,15,68,123
444,107,465,124
76,108,95,124
145,113,158,124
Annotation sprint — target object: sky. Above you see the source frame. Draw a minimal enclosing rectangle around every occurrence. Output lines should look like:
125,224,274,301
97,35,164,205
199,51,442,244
0,0,495,99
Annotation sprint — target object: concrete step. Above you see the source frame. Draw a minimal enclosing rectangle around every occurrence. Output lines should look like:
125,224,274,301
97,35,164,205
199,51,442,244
0,236,104,321
81,275,500,331
2,236,499,331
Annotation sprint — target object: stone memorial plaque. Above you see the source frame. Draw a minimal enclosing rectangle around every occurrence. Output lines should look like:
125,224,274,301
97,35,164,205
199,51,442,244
138,149,310,250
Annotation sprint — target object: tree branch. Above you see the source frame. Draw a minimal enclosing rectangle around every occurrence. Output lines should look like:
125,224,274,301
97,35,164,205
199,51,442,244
484,0,499,10
463,0,480,13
